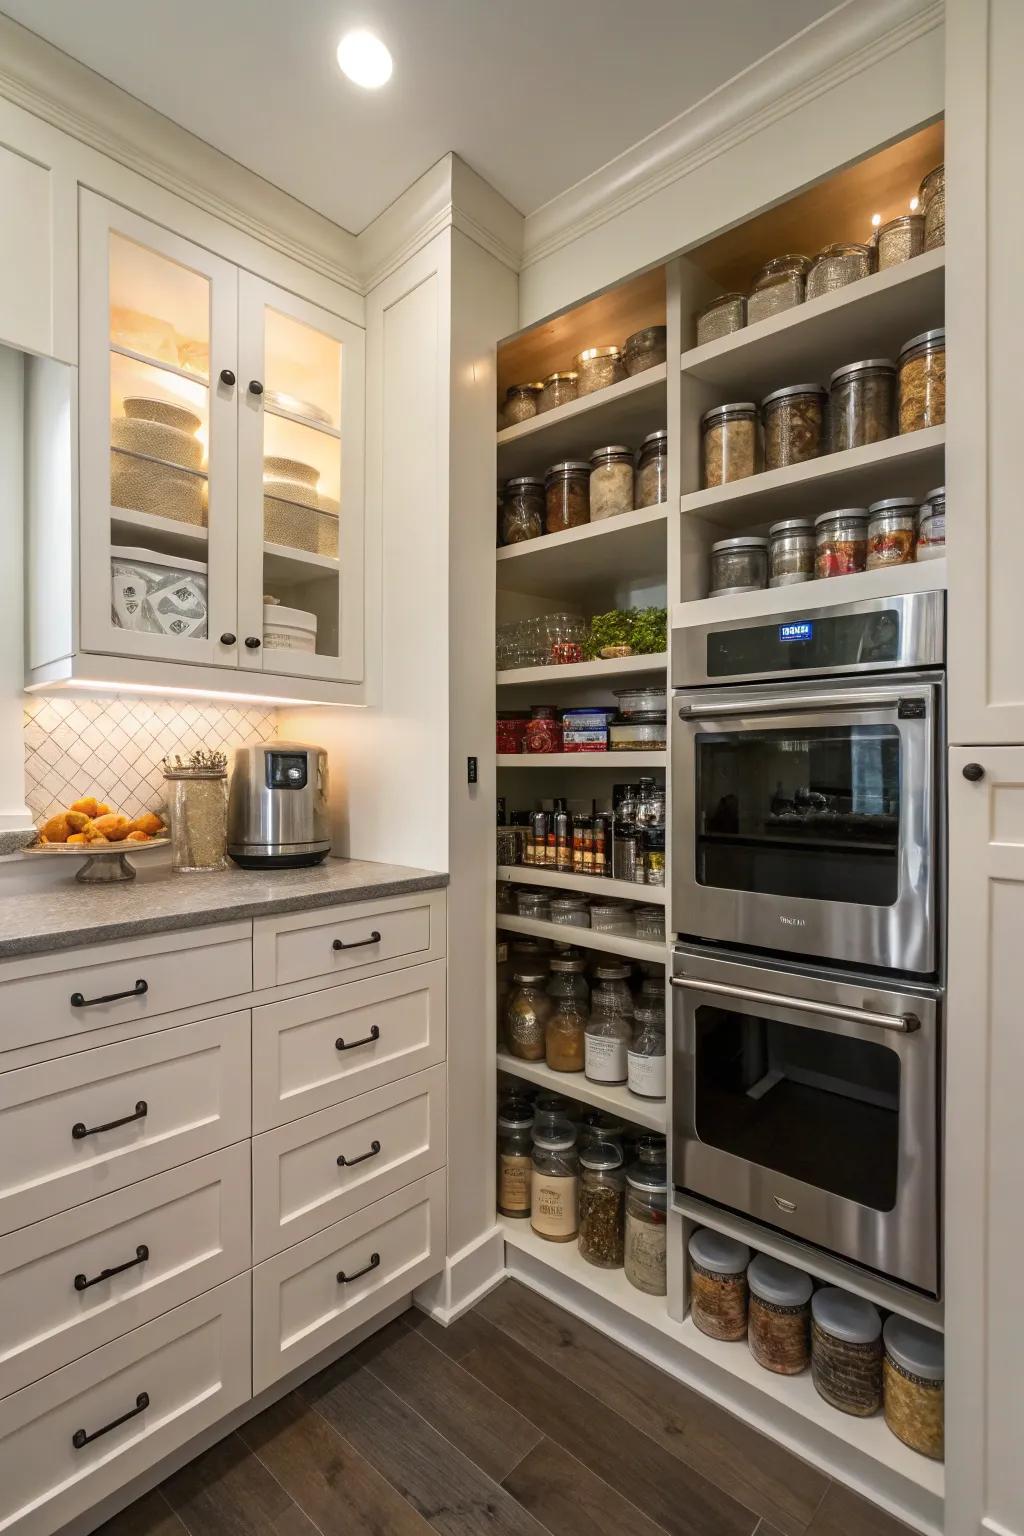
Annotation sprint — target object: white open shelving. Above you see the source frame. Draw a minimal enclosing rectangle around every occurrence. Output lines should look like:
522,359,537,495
496,651,667,689
498,865,667,904
498,912,666,966
496,504,668,599
497,751,665,769
110,507,207,560
673,554,948,628
496,364,667,479
496,1052,667,1132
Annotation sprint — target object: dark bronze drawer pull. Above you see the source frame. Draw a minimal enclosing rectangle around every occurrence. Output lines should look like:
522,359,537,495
70,979,148,1009
72,1101,148,1141
335,1025,380,1052
332,930,381,952
337,1139,381,1169
74,1245,149,1292
337,1252,380,1284
72,1392,149,1450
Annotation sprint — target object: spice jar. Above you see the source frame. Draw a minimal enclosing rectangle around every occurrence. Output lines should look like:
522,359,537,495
829,359,897,452
883,1316,944,1459
539,371,578,414
747,1254,812,1376
531,1122,579,1242
898,328,945,434
625,1162,668,1295
917,485,946,560
689,1229,750,1341
525,704,563,754
578,1141,626,1267
575,346,626,397
589,446,635,521
584,996,631,1085
545,461,590,533
503,382,543,427
163,760,228,873
546,994,587,1073
500,477,544,545
696,293,745,346
806,243,873,301
876,214,925,271
811,1288,882,1416
505,969,552,1061
623,327,667,377
636,429,669,508
815,508,868,578
497,1102,534,1219
768,519,815,587
919,164,945,250
710,536,768,596
702,403,758,487
761,383,827,470
628,996,666,1098
867,497,917,569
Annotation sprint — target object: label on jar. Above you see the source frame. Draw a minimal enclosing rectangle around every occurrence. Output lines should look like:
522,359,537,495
585,1033,628,1083
531,1171,578,1239
628,1050,666,1097
499,1153,531,1215
625,1211,667,1294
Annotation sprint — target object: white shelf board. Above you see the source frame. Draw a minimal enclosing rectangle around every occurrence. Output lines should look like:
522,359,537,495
498,866,666,904
496,365,667,479
672,557,947,629
682,251,945,398
498,913,667,966
110,343,209,388
497,652,667,689
496,505,668,599
264,403,341,440
263,541,340,585
496,1052,667,1131
498,752,666,769
679,426,945,531
110,507,208,561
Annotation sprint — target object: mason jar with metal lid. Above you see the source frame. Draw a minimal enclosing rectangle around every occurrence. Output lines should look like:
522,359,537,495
710,535,768,596
538,371,578,414
636,429,669,507
500,476,544,545
696,293,746,346
917,485,946,560
829,358,897,452
589,445,635,521
867,497,917,569
898,328,946,433
876,213,925,271
544,461,591,533
920,163,945,250
761,383,827,469
702,402,759,487
502,382,544,426
815,508,868,577
768,519,815,587
806,242,873,301
575,345,626,396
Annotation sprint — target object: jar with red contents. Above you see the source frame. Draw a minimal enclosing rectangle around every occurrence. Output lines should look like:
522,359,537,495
525,706,564,754
496,713,529,754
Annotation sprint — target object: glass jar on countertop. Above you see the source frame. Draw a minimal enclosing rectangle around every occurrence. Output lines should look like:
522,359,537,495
829,359,896,452
768,519,815,587
546,994,587,1073
497,1102,535,1219
689,1229,750,1341
815,508,868,578
867,497,917,569
811,1288,883,1417
747,1254,813,1376
919,163,945,250
545,461,590,533
702,403,759,487
538,371,578,413
696,293,745,346
500,477,544,545
710,536,768,596
898,328,946,434
623,326,667,376
762,383,827,470
505,969,552,1061
589,445,635,521
531,1122,579,1242
806,243,873,301
575,346,626,397
876,214,925,271
502,382,543,427
636,429,669,508
625,1161,668,1295
917,485,946,560
163,763,228,873
578,1140,626,1268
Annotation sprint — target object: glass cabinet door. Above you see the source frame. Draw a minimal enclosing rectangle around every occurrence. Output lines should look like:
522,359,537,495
236,273,365,685
78,192,239,668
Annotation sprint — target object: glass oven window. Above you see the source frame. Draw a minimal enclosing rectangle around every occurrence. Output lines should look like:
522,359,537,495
696,724,900,906
694,1004,900,1210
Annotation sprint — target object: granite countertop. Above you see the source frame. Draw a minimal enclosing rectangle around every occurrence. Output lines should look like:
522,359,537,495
0,858,448,959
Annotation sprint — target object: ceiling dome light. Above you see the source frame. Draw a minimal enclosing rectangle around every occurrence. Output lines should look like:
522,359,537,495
337,30,393,88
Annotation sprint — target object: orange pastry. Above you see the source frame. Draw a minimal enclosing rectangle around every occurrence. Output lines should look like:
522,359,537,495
40,813,71,843
65,810,92,832
66,832,87,844
124,830,152,843
127,812,164,837
91,813,131,842
81,824,111,844
69,797,103,817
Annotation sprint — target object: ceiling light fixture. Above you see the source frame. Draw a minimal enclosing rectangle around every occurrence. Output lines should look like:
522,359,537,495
337,29,393,89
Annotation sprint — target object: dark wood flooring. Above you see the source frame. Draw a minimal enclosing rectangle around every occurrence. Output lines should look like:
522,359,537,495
95,1280,919,1536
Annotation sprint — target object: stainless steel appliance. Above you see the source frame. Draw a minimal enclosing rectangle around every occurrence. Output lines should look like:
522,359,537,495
671,944,941,1294
227,742,330,867
671,590,944,975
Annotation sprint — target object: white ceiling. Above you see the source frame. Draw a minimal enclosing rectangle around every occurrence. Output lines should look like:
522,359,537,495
2,0,837,233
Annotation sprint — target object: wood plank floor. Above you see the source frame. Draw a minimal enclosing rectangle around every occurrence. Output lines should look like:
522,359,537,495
95,1280,920,1536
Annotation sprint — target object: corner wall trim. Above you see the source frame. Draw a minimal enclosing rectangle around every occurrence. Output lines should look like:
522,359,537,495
413,1225,506,1324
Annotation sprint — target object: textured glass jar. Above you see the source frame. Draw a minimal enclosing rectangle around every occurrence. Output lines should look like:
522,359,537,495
538,371,578,413
811,1288,883,1417
503,382,543,426
505,970,551,1060
747,272,804,325
500,477,544,545
164,767,228,873
876,214,925,270
497,1103,534,1219
917,485,946,559
829,359,897,452
747,1254,813,1376
702,403,759,487
578,1142,625,1268
584,1003,631,1085
689,1229,750,1341
710,535,768,596
625,1163,668,1295
636,430,669,507
531,1124,579,1242
867,497,918,569
806,243,872,301
696,293,745,346
589,445,635,521
898,328,946,433
546,952,590,1007
575,346,626,396
545,995,587,1073
545,461,590,533
815,508,868,578
768,519,815,587
623,326,667,376
883,1316,944,1460
761,383,827,470
549,896,591,928
920,163,945,250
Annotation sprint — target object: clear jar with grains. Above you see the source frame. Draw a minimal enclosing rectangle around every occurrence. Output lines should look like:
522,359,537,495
589,446,635,521
747,255,812,324
500,477,544,545
883,1316,944,1460
702,403,759,487
625,1162,668,1295
503,382,543,427
689,1229,750,1341
806,243,873,301
497,1103,534,1219
545,994,587,1073
867,497,917,569
163,764,228,873
531,1122,579,1242
628,998,666,1098
829,359,896,452
815,508,868,578
545,461,590,533
747,1254,813,1376
505,969,552,1061
811,1288,882,1417
696,293,745,346
710,536,768,596
578,1141,625,1268
539,371,578,414
917,485,946,559
623,326,667,376
876,214,925,271
575,346,626,397
636,430,669,507
761,383,827,470
768,519,815,587
920,163,945,250
898,328,945,434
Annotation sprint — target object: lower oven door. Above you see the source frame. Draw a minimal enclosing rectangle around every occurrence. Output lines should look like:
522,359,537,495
671,949,940,1294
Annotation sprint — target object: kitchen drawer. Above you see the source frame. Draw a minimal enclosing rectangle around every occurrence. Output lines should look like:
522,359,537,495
252,1065,445,1260
0,1143,250,1399
0,924,252,1057
0,1012,250,1236
252,960,446,1131
252,890,445,993
251,1170,445,1393
0,1273,251,1536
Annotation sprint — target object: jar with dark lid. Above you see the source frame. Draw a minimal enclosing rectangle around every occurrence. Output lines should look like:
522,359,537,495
575,346,626,396
811,1287,882,1416
919,163,945,250
538,371,578,414
883,1316,944,1459
867,497,917,569
689,1228,750,1340
768,519,815,587
545,461,591,533
815,508,868,578
747,1254,812,1376
761,383,827,470
917,485,946,559
696,293,746,346
710,535,768,596
497,1103,534,1218
636,429,669,507
533,1095,574,1136
899,328,945,434
623,326,667,376
500,477,544,545
589,445,635,521
578,1108,626,1153
505,970,552,1061
877,214,925,271
806,243,873,301
625,1162,668,1295
578,1140,625,1268
502,382,544,427
702,403,759,487
531,1122,579,1242
829,358,897,452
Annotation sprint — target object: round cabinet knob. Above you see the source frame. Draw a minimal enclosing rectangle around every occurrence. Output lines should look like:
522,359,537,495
244,636,262,649
219,632,236,646
248,379,264,397
219,368,236,386
963,762,986,782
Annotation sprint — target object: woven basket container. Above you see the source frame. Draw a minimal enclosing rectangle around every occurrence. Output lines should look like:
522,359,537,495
264,494,318,552
110,449,207,527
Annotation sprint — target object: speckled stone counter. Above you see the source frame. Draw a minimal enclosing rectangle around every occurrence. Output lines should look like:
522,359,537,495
0,858,448,959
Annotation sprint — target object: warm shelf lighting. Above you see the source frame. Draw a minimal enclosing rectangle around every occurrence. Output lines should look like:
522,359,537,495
910,195,920,211
871,212,882,227
336,30,393,89
23,678,350,708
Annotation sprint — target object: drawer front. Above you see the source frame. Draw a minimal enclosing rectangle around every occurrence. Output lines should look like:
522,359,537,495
252,890,445,992
252,960,446,1131
251,1170,445,1393
0,1012,251,1235
0,924,252,1056
0,1144,251,1399
0,1273,251,1536
252,1066,445,1260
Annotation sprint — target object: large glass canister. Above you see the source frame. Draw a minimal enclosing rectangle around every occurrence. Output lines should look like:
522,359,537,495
829,359,897,452
761,383,827,470
898,328,946,434
701,403,759,487
162,750,228,873
919,163,945,251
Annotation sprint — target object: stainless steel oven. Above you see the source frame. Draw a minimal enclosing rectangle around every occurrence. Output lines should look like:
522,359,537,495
671,945,941,1294
671,590,944,976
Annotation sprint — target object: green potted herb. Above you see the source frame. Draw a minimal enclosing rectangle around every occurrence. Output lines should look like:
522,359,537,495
586,610,634,660
629,607,668,656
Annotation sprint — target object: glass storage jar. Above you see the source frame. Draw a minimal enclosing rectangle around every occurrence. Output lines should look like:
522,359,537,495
702,403,759,487
163,763,228,873
525,704,563,754
549,895,591,928
829,359,897,452
545,461,590,533
590,903,636,935
531,1123,579,1242
497,1102,534,1219
919,163,945,250
575,346,626,396
815,508,868,578
747,1254,813,1376
768,519,815,586
591,962,635,1023
876,214,925,271
584,1001,631,1085
533,1095,573,1136
625,1162,668,1295
503,382,543,426
710,535,769,596
761,383,827,469
811,1288,882,1416
636,430,669,507
628,999,666,1098
696,293,745,346
883,1316,944,1460
578,1141,625,1268
510,937,551,973
898,328,945,433
546,994,587,1073
547,951,590,1007
689,1229,750,1341
538,371,578,413
614,684,668,717
623,326,667,376
577,1109,626,1154
589,445,635,521
806,243,873,301
635,905,665,941
867,497,918,569
607,713,667,752
500,477,544,545
917,485,946,560
747,272,803,325
505,969,552,1060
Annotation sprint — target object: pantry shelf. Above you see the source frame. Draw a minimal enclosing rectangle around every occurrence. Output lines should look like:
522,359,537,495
496,504,668,599
496,365,667,479
497,652,667,689
110,507,208,561
673,556,947,627
496,1052,667,1132
498,913,667,966
497,752,666,769
263,542,340,585
499,866,667,904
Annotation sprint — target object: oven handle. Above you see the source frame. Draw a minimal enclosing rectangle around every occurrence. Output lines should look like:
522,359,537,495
669,975,920,1033
676,687,924,719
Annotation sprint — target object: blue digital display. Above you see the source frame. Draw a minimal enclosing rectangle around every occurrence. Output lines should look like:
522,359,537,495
779,620,813,643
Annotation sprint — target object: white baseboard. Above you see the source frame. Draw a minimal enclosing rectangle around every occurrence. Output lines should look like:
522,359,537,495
413,1223,506,1323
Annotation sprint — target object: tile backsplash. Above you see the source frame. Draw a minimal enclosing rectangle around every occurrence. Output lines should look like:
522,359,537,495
24,696,278,823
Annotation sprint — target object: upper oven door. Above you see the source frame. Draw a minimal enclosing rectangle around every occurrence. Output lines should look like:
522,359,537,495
672,675,941,974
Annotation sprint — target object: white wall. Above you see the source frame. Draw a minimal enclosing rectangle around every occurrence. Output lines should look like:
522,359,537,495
0,347,31,836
